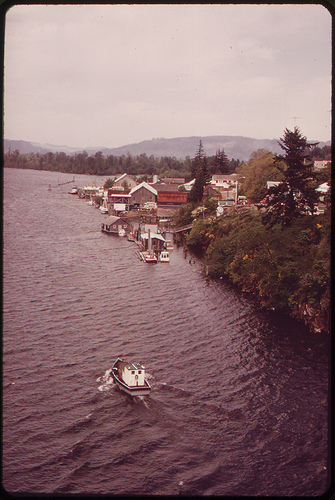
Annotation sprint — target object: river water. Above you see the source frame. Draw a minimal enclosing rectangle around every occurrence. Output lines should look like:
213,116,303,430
3,168,330,496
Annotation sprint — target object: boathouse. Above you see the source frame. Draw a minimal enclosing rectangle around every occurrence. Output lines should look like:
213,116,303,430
101,216,131,234
140,231,166,252
129,182,157,207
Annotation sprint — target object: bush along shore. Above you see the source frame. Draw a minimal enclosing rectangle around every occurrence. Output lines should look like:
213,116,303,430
184,209,330,334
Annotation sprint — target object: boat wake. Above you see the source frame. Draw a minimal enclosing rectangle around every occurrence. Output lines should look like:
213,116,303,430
137,395,150,408
96,369,114,392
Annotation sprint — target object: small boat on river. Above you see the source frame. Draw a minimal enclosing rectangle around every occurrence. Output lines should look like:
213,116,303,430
112,358,151,396
159,250,170,262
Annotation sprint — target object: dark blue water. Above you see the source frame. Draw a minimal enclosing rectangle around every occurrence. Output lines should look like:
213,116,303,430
3,168,330,496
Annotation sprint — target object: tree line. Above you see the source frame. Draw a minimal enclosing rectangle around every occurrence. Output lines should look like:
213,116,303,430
3,147,241,181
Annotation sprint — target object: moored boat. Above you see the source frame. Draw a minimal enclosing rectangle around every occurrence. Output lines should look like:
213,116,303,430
159,250,170,262
139,251,158,263
112,358,151,396
165,240,174,250
99,205,109,214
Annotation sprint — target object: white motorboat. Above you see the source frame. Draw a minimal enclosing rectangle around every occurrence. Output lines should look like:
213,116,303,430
159,251,170,262
112,358,151,396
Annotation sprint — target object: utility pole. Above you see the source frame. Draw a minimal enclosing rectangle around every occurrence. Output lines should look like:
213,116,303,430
235,179,238,210
292,116,300,127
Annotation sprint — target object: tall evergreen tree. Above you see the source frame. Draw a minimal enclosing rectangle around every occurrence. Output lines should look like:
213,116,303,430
215,148,230,174
262,127,319,227
190,139,205,179
188,144,211,203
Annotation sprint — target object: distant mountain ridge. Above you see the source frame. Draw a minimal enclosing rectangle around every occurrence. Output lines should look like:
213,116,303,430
4,136,331,162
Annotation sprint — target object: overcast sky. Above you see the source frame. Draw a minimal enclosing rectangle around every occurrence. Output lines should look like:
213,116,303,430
4,3,331,148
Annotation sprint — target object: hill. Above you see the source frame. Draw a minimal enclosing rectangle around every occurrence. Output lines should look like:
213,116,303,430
4,136,331,162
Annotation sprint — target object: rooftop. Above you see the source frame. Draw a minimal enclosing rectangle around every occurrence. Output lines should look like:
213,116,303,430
129,182,158,196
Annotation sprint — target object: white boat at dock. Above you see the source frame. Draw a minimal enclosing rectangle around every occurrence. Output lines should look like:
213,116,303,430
165,240,174,250
159,250,170,262
69,187,78,194
112,358,151,396
139,250,158,263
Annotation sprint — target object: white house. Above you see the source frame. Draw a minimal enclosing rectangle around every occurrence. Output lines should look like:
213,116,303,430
114,173,138,189
314,160,330,171
181,179,195,192
210,174,239,189
266,181,281,189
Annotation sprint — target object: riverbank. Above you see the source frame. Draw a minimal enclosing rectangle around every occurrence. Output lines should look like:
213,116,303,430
182,209,330,333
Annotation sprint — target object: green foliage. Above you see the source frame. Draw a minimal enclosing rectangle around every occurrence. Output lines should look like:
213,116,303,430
104,178,114,189
93,195,103,206
188,168,205,203
186,209,330,331
186,219,216,253
4,139,240,181
4,150,192,179
310,144,331,161
174,203,195,226
187,142,211,203
262,128,319,227
213,148,230,174
315,164,331,184
203,196,218,215
237,149,284,203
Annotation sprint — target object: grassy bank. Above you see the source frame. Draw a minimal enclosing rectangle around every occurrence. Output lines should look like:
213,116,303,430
185,209,330,333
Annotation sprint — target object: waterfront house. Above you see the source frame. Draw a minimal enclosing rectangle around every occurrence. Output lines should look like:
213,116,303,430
109,192,131,212
140,231,166,253
101,216,131,234
114,173,138,190
129,182,157,207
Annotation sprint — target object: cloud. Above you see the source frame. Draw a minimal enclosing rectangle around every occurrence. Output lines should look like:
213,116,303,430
4,4,331,147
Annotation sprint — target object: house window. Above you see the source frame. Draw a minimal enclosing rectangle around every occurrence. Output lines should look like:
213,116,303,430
131,371,135,374
138,371,142,374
